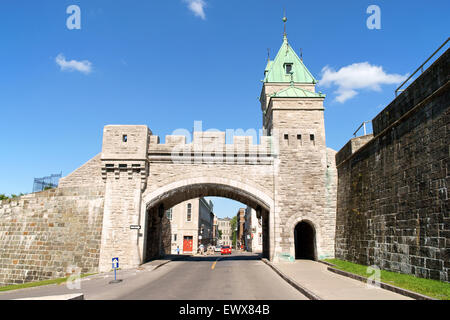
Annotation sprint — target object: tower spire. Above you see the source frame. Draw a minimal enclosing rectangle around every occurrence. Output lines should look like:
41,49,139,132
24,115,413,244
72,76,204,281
283,9,287,38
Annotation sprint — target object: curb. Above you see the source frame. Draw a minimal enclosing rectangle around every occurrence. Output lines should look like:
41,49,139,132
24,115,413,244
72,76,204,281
152,256,187,270
317,260,335,267
261,258,322,300
152,255,186,271
326,266,436,300
153,260,171,270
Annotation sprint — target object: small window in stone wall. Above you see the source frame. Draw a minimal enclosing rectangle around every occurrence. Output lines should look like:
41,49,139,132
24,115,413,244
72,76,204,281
284,134,289,140
310,134,315,141
123,135,128,142
173,234,177,242
297,134,302,140
187,203,192,222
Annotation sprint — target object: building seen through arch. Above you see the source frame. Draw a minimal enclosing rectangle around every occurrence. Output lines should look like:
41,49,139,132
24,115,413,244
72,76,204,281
161,197,217,255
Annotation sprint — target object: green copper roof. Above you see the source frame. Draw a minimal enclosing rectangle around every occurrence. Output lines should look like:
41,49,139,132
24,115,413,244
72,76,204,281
270,85,325,98
264,35,317,84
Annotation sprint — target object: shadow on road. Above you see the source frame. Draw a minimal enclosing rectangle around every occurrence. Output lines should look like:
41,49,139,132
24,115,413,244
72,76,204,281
143,253,263,266
178,253,262,262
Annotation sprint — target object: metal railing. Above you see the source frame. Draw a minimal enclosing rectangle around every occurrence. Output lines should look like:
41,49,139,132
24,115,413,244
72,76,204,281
353,121,371,137
395,37,449,97
32,172,62,192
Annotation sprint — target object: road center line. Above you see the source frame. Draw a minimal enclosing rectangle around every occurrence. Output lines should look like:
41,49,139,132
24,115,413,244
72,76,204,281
211,258,221,270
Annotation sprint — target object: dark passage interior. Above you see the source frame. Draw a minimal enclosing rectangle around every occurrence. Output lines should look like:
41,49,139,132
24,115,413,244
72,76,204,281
294,221,316,260
143,185,272,263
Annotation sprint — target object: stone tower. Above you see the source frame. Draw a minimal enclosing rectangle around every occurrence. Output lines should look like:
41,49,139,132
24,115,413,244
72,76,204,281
260,31,337,260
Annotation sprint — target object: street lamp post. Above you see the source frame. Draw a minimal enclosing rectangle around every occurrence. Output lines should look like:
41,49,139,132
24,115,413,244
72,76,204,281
234,227,237,251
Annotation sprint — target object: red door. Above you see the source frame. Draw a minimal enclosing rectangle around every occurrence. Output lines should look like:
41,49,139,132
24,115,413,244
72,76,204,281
183,236,193,252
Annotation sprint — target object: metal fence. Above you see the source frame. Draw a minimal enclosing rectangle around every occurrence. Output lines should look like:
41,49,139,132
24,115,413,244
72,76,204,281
32,172,62,193
395,37,449,97
353,121,372,137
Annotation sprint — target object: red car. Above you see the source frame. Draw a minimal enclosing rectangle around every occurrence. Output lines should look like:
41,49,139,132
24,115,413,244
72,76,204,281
221,245,232,255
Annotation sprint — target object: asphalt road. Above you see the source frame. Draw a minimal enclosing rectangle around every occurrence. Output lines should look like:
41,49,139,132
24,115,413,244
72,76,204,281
0,253,307,300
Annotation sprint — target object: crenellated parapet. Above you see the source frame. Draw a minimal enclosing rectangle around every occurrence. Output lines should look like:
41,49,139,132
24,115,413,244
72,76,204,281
100,126,278,185
147,131,277,164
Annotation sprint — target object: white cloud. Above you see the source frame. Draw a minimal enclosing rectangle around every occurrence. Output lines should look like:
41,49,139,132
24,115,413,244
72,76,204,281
55,53,92,74
184,0,206,20
319,62,407,103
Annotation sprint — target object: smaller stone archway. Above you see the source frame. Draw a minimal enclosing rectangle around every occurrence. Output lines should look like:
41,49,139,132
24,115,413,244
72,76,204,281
294,220,317,260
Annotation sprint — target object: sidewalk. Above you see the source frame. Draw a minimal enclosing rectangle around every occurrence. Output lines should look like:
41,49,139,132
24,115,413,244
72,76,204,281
0,255,187,300
270,260,413,300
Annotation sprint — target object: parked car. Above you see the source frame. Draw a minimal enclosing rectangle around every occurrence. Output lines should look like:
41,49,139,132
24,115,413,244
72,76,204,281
214,246,221,252
221,245,232,255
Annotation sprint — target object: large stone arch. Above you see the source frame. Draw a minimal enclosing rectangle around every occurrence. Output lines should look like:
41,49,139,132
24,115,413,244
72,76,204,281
142,177,274,211
138,176,275,262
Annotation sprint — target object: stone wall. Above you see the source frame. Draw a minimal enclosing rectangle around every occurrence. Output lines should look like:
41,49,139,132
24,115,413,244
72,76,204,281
335,49,449,281
0,187,104,285
59,153,103,188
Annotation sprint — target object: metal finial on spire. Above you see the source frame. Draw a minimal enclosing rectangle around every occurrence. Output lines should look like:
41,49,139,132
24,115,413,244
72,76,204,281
283,9,287,36
300,48,303,61
267,48,270,61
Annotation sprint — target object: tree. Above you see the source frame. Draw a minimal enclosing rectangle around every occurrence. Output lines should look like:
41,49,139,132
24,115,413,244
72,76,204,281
11,193,25,198
218,229,222,239
0,193,26,201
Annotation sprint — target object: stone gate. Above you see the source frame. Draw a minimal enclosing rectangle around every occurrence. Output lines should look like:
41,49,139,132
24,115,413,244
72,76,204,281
0,32,446,287
88,33,337,272
0,33,337,284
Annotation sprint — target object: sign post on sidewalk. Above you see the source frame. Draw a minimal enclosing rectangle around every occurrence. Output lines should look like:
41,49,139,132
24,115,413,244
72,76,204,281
109,257,123,284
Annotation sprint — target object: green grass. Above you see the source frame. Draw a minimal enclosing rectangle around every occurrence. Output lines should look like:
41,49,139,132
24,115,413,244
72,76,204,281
0,273,95,292
324,258,450,300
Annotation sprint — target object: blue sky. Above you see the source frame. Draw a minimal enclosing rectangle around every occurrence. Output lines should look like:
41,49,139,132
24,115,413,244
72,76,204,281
0,1,448,217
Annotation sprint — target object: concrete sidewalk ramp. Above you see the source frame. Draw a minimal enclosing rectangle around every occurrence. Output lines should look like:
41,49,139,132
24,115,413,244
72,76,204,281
15,293,84,300
273,260,412,300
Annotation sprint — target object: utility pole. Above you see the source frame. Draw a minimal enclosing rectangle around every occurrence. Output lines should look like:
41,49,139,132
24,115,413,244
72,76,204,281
234,227,237,250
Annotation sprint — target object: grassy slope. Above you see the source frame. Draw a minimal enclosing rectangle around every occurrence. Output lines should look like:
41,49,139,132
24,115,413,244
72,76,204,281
0,274,95,292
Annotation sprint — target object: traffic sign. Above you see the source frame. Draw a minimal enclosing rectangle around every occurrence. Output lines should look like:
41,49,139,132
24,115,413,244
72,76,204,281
130,225,141,230
113,258,119,269
110,257,122,284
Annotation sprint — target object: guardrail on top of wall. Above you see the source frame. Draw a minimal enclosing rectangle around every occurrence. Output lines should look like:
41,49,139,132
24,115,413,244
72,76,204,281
353,121,372,137
395,37,449,97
